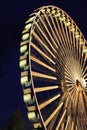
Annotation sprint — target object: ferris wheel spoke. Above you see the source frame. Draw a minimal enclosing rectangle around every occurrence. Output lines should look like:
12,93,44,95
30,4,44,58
35,22,56,53
75,125,78,130
64,65,75,80
83,73,87,79
45,102,63,126
76,28,80,60
31,56,56,72
47,109,60,130
81,61,86,78
52,20,67,57
39,94,60,110
80,92,86,113
31,42,55,64
44,13,59,48
35,21,56,53
81,55,86,71
45,12,58,48
55,54,65,68
82,66,87,77
57,18,68,55
39,15,58,49
34,85,59,93
65,71,75,83
83,91,87,101
65,116,70,130
65,74,75,84
55,18,69,55
70,87,77,100
32,31,56,59
72,28,76,58
65,81,75,87
60,123,64,130
71,121,74,130
49,12,62,45
55,17,65,44
68,86,76,92
68,23,75,57
80,47,84,68
78,38,82,62
60,21,71,55
32,71,57,80
55,48,70,67
64,21,73,53
55,109,66,130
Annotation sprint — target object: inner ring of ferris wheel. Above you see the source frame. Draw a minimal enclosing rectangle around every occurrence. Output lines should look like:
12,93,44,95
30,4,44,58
20,5,87,130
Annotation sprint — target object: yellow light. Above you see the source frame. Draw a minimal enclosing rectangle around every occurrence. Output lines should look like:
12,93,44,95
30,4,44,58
65,21,71,26
25,14,36,24
28,112,36,120
22,33,29,40
33,123,42,128
28,17,35,22
25,23,32,30
55,12,61,17
83,46,87,53
42,9,45,13
51,9,56,14
81,78,86,88
23,94,31,103
80,39,84,45
70,27,75,32
20,59,27,68
20,45,27,53
47,8,50,12
21,76,28,85
59,16,66,21
75,34,80,39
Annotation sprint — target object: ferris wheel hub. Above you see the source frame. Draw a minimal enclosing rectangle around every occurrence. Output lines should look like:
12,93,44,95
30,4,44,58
76,79,83,92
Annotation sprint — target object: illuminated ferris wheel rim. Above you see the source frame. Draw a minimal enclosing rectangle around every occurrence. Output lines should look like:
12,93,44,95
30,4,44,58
20,5,87,130
29,5,87,129
29,5,87,44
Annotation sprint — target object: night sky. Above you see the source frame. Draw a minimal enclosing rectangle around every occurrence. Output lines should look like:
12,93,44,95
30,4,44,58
0,1,87,130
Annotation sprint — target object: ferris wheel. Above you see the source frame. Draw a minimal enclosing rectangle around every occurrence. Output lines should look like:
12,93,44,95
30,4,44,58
20,5,87,130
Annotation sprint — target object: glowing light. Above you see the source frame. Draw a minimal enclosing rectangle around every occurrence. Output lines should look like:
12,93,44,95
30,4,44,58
23,94,31,103
25,23,32,30
20,59,27,68
83,46,87,53
59,16,66,21
33,123,42,128
65,21,71,26
81,78,86,88
22,33,29,40
21,76,28,85
28,112,36,120
20,45,27,53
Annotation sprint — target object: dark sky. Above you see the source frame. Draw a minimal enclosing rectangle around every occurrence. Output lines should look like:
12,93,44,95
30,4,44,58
0,1,87,130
